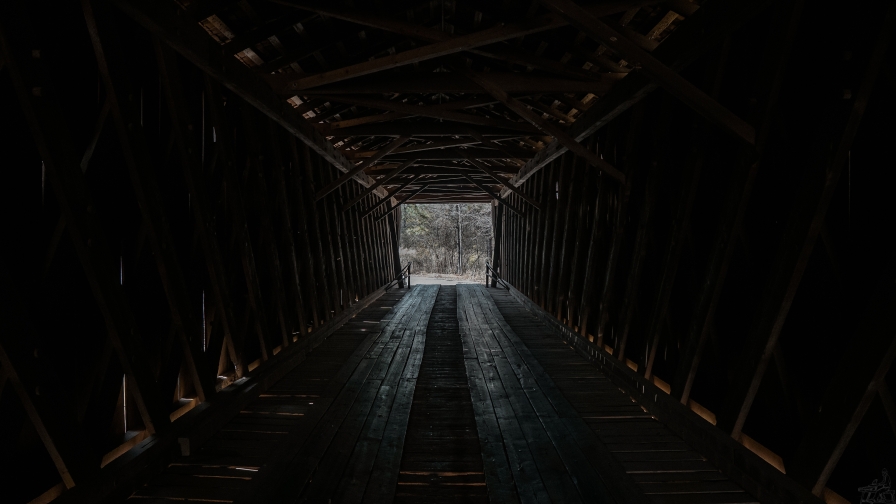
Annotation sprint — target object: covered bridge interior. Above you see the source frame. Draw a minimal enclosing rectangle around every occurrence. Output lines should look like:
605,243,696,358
1,0,895,502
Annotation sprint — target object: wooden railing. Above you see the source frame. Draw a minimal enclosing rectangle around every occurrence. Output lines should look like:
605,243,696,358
385,262,412,291
485,263,509,290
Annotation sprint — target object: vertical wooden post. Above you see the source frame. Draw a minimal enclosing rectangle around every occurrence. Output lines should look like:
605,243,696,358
643,140,704,380
594,105,647,347
537,161,559,307
387,209,404,286
2,12,170,435
347,183,371,297
329,167,353,306
348,185,365,298
719,0,894,438
83,7,213,400
310,156,343,314
336,183,361,301
511,196,520,286
508,197,514,283
553,156,586,320
576,176,609,338
491,202,503,287
615,158,662,362
369,199,387,286
204,78,273,362
506,199,514,285
643,38,734,380
287,138,324,328
614,91,677,363
671,0,806,405
515,195,523,286
320,162,349,310
456,203,462,275
501,200,508,284
520,194,527,291
267,124,310,337
504,201,512,285
568,142,603,331
240,104,293,349
300,144,334,320
527,169,547,298
544,155,571,313
156,42,244,375
526,171,543,298
566,138,600,327
522,181,537,297
384,204,396,282
361,194,379,288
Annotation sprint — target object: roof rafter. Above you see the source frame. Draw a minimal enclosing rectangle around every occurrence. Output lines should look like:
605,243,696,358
314,135,409,200
373,184,431,222
540,0,755,145
279,15,569,92
272,0,655,79
465,70,626,183
293,73,612,95
342,158,417,211
113,0,387,196
502,0,773,194
315,94,540,133
459,151,542,209
461,174,526,217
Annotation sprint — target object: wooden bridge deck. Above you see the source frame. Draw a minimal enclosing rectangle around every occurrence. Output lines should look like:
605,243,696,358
126,284,755,504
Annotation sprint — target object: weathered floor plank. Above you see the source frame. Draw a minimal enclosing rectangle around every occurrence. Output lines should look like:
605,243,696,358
286,284,438,503
460,285,546,504
359,286,438,502
394,285,490,504
460,284,629,504
127,283,756,504
487,286,756,504
125,288,413,504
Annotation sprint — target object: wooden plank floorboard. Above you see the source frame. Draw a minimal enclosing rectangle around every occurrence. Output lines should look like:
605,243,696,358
463,354,520,503
127,283,760,504
291,285,438,503
460,286,550,504
126,289,411,504
469,292,585,503
356,286,437,502
486,288,756,504
393,285,490,504
465,285,643,504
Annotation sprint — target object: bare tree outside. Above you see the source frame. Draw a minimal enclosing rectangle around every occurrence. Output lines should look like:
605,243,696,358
399,203,493,281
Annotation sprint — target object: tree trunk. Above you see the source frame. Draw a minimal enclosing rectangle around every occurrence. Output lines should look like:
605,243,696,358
456,204,462,274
